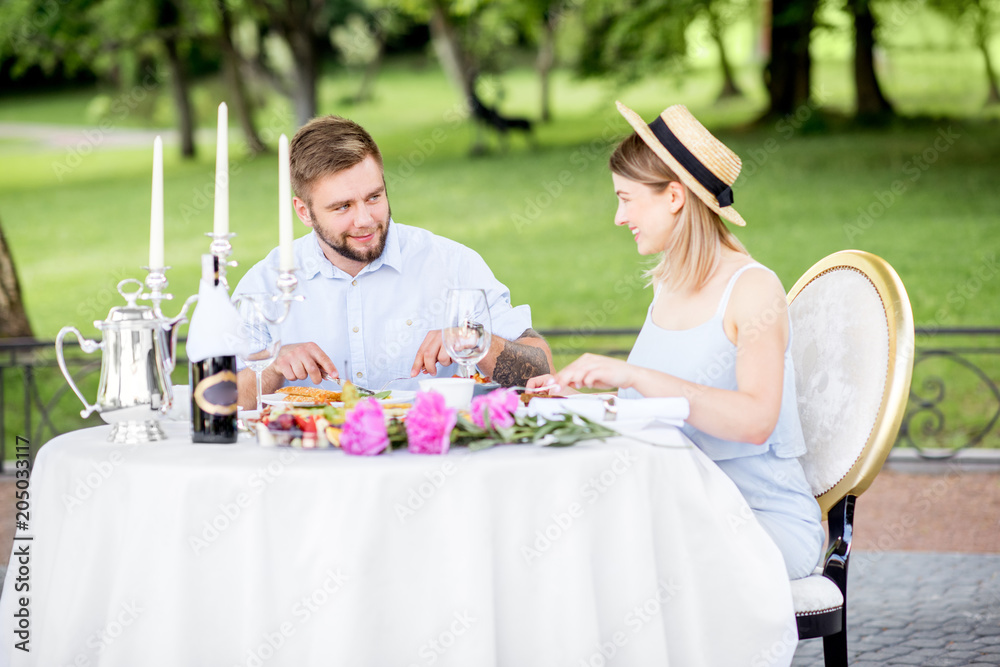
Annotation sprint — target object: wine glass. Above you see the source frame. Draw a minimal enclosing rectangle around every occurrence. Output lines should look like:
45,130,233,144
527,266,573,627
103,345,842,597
442,288,492,379
234,293,282,413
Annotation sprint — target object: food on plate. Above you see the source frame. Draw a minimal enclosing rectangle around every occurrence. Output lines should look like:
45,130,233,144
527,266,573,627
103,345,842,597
340,381,364,407
259,404,345,448
277,386,342,403
380,403,413,419
453,371,491,384
275,380,389,407
257,398,413,447
519,390,565,405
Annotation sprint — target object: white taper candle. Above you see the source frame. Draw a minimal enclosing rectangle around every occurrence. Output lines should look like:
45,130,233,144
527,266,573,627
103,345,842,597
213,102,229,237
278,133,294,271
149,135,164,270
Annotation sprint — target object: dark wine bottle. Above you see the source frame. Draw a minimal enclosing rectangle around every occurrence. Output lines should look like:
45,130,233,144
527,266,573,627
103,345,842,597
189,254,238,443
190,354,238,443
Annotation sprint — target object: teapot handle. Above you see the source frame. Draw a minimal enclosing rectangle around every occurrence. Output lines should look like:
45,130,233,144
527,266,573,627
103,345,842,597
56,326,102,418
160,293,199,374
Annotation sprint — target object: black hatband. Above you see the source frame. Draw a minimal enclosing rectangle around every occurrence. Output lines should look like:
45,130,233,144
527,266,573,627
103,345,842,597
648,116,733,207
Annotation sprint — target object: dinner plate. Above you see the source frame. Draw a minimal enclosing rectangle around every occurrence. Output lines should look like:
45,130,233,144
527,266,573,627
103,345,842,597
261,393,324,407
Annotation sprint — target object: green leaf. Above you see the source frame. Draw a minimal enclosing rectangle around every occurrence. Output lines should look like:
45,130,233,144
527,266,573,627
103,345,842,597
468,439,500,451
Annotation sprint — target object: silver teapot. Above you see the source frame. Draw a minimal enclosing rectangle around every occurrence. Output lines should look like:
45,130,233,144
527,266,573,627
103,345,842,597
56,278,193,443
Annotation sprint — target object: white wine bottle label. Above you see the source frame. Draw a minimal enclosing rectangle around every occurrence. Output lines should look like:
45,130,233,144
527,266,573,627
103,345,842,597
193,370,238,416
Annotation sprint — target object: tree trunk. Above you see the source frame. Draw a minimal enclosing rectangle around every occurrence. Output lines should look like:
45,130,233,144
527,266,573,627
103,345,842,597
286,28,319,127
977,16,1000,105
710,9,743,100
764,0,818,118
354,40,385,104
428,0,475,104
219,2,266,154
428,0,483,153
851,0,893,118
161,35,196,158
0,219,33,339
537,12,557,122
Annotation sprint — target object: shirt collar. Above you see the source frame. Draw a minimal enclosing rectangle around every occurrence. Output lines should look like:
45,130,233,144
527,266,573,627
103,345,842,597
301,219,402,281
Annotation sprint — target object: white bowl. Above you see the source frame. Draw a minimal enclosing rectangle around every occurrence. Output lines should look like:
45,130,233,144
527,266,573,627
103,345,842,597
418,377,475,410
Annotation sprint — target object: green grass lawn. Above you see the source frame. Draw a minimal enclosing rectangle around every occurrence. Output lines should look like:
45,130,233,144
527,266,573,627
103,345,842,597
3,66,997,335
2,11,999,452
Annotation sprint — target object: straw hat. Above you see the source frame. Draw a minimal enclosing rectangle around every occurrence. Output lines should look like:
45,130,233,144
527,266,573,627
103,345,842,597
615,101,746,226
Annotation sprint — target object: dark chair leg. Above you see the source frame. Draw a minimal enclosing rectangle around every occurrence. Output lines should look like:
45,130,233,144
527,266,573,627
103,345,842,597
822,495,855,667
823,628,849,666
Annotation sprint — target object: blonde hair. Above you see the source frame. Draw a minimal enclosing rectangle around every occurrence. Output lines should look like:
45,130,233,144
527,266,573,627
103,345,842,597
609,133,747,292
289,115,383,205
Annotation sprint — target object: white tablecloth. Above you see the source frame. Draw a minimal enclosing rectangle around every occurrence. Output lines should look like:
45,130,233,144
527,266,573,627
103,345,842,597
0,422,796,667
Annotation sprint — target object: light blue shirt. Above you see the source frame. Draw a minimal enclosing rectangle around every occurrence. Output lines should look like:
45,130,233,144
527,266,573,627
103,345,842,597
619,263,806,461
233,221,532,391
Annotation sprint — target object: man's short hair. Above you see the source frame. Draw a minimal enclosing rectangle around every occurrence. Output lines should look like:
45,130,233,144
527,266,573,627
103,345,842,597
289,115,383,204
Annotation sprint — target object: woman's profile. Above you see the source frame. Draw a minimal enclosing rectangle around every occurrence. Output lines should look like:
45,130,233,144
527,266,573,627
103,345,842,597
528,102,824,579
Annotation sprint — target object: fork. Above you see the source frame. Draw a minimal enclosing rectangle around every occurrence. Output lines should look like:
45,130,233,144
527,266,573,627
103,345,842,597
377,375,413,392
322,373,411,394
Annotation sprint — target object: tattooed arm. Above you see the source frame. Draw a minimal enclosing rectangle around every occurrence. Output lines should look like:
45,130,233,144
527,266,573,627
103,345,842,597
478,328,553,387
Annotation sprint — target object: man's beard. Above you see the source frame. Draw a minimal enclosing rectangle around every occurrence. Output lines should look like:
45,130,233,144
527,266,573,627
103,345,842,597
311,206,390,264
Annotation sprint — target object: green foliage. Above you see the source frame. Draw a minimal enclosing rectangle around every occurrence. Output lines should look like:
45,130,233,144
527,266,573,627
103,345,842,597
2,12,1000,447
574,0,700,81
393,0,543,77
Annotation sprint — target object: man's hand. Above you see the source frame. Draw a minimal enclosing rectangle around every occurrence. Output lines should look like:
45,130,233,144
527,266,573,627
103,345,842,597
410,330,452,378
408,328,553,386
272,342,339,385
238,342,339,410
481,329,553,387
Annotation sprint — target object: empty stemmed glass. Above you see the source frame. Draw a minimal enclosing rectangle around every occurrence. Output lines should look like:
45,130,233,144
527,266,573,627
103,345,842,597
442,288,492,379
234,293,282,413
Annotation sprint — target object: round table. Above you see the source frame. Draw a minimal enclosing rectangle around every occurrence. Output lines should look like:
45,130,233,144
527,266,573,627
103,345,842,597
0,421,796,667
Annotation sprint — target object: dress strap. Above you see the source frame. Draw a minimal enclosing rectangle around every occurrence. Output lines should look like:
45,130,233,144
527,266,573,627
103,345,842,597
714,262,769,319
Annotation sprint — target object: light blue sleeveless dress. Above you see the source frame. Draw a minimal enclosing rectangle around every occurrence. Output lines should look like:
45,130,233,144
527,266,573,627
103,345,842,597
619,263,824,579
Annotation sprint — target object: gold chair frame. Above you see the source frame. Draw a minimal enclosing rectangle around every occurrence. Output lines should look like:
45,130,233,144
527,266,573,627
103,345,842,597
787,249,915,665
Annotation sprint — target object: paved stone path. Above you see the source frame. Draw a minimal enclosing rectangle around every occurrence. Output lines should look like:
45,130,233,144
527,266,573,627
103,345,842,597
792,552,1000,666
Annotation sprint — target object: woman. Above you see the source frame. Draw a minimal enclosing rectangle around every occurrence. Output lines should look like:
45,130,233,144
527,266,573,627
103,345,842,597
528,102,824,580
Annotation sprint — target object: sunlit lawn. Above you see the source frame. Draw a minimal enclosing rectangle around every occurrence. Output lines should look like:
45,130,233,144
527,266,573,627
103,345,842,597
1,13,999,449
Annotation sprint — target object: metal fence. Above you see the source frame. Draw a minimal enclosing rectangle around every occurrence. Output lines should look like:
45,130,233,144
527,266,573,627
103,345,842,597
2,327,998,468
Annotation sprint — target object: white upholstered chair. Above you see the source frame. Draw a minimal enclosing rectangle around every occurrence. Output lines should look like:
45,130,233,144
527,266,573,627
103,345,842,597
786,250,915,666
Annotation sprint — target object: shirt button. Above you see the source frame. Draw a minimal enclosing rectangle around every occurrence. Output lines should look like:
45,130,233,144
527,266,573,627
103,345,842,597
353,326,359,333
352,280,357,286
406,319,412,326
356,372,363,378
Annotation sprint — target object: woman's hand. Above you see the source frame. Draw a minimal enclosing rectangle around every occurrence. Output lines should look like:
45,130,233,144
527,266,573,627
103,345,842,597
552,353,637,392
525,373,578,395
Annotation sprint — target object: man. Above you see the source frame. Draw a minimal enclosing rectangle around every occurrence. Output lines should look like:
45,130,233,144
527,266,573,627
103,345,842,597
234,115,552,407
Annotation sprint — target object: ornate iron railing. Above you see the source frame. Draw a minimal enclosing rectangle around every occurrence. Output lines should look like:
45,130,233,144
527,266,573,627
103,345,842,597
896,328,1000,458
2,327,997,469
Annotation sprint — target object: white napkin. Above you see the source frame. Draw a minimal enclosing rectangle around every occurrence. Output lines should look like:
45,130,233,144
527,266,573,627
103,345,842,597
185,281,242,363
526,395,690,427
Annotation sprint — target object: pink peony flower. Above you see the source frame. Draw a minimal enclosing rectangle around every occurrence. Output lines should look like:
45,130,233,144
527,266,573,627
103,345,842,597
470,387,519,430
406,391,457,455
340,398,389,456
